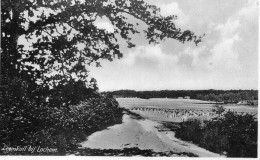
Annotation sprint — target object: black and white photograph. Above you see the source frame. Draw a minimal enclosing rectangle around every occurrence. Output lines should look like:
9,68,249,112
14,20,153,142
0,0,258,158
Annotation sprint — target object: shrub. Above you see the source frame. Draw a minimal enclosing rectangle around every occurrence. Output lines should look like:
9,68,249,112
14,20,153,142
174,109,257,157
0,77,123,155
175,119,203,144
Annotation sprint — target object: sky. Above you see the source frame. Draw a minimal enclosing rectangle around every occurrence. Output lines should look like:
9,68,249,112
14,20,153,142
89,0,259,91
16,0,259,91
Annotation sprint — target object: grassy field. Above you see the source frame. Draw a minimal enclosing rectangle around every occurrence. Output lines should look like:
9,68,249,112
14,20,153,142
117,98,257,114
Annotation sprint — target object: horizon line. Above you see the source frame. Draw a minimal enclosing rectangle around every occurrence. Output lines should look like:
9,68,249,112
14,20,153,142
100,89,258,92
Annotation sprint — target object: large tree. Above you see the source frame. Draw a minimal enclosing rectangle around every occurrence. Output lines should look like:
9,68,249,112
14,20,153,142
1,0,202,105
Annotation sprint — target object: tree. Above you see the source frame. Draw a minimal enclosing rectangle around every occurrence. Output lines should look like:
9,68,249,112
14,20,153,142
1,1,205,154
212,104,225,115
1,0,202,105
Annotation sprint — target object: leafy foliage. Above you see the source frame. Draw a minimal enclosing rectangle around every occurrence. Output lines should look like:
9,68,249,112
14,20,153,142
212,104,225,115
173,108,257,157
0,81,123,155
174,119,204,144
196,92,258,103
1,0,201,90
1,0,202,155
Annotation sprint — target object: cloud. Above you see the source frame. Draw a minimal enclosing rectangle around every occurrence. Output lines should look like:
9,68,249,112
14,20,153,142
158,2,189,27
215,19,241,38
238,0,258,18
174,0,258,88
90,0,258,91
208,35,240,72
119,45,178,68
184,0,258,89
208,18,241,71
206,0,258,74
93,16,114,33
179,46,207,68
144,0,189,27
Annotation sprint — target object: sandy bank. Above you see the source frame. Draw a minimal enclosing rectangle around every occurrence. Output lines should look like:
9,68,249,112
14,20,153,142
80,112,224,157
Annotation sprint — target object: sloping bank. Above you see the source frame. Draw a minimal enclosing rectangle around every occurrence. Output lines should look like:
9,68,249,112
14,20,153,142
76,110,224,157
0,93,124,155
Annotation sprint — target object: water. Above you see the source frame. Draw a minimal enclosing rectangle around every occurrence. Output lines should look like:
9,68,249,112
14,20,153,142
117,98,258,115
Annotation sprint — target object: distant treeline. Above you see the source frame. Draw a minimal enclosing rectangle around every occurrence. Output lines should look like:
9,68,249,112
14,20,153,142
104,90,258,103
196,92,257,104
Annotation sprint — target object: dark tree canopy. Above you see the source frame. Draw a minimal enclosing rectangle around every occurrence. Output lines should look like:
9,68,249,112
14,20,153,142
1,0,202,105
1,0,201,83
0,1,207,155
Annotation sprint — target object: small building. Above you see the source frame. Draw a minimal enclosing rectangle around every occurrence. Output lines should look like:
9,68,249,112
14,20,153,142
237,100,247,105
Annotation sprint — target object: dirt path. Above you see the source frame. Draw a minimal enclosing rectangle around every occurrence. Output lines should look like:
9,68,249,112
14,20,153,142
80,111,224,157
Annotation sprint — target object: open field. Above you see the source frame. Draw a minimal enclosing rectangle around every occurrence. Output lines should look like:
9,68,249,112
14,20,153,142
117,98,257,122
117,98,257,113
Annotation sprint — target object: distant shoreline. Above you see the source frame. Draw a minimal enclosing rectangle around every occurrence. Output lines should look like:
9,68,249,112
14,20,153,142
106,89,258,106
116,97,258,106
